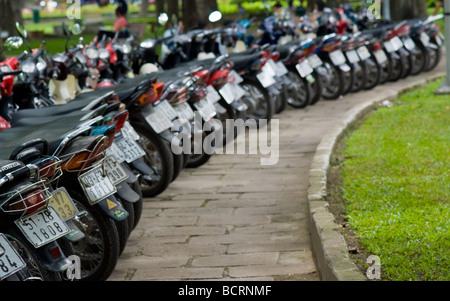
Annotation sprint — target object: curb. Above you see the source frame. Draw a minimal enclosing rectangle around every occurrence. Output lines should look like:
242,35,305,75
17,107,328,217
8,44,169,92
307,69,446,281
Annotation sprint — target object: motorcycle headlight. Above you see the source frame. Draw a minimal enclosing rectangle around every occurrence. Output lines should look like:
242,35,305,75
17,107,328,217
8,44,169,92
36,58,47,73
122,43,131,54
99,48,110,61
86,48,99,60
140,39,155,49
0,65,11,73
22,61,36,73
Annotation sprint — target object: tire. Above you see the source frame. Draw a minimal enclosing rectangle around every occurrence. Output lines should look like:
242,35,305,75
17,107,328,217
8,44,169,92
317,61,344,100
214,103,237,146
0,98,15,122
133,123,174,197
1,227,60,281
350,62,366,93
60,194,120,281
171,151,184,182
185,131,213,168
424,45,441,72
409,46,427,76
309,71,323,105
275,83,288,114
241,77,274,126
377,53,392,85
400,50,412,79
388,54,403,82
363,57,381,90
285,71,310,108
341,65,353,95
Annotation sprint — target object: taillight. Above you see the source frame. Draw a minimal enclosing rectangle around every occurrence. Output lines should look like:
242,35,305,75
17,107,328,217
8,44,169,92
271,52,280,62
60,136,109,172
36,157,62,182
138,83,164,106
208,70,230,87
168,87,188,105
193,70,211,85
373,42,382,52
5,182,51,216
190,88,207,102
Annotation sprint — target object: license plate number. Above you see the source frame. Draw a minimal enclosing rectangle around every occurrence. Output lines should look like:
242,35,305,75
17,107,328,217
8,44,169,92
275,61,289,76
106,142,127,164
219,83,235,104
296,60,314,77
256,69,276,88
78,165,117,205
403,37,416,51
154,100,178,121
0,233,27,280
307,54,323,68
421,32,430,47
121,122,140,141
357,46,371,61
49,187,77,221
15,207,70,248
329,50,347,66
194,98,217,121
346,50,360,64
384,41,396,53
174,101,195,121
206,85,221,103
144,110,174,134
103,155,129,185
115,137,146,163
229,70,244,84
374,50,388,64
391,36,404,50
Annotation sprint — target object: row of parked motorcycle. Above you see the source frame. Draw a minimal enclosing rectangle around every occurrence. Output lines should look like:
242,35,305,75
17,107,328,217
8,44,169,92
0,6,444,280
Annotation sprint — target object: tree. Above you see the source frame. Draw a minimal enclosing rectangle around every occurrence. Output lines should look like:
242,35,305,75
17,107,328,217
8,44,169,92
389,0,428,21
0,0,25,36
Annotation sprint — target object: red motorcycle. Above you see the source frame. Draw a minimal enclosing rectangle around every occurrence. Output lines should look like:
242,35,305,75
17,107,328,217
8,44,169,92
0,52,24,123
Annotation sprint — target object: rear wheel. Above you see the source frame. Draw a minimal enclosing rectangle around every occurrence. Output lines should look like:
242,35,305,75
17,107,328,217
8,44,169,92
241,77,273,126
285,71,310,108
318,62,344,100
364,58,381,90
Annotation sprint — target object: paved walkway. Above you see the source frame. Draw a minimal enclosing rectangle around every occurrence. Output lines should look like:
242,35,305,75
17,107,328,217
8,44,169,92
108,59,446,281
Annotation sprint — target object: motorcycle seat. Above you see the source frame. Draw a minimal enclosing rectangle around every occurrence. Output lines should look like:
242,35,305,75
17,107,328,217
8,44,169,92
228,53,262,71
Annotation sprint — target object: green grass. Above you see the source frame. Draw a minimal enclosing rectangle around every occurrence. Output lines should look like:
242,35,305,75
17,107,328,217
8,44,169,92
340,78,450,281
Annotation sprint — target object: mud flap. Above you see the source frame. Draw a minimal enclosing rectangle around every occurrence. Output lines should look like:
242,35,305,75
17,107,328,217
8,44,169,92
116,182,140,204
63,219,86,242
35,241,72,272
95,195,129,222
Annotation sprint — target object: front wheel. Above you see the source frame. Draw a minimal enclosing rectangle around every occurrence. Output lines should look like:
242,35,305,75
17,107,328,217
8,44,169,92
285,71,310,108
317,62,344,100
240,77,273,126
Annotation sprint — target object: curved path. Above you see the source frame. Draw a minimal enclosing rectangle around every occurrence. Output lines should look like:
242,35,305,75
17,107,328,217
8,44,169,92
108,58,445,281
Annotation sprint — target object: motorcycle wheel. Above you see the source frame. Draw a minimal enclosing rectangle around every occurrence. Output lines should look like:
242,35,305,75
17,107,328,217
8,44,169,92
133,124,174,197
424,46,441,72
350,62,366,93
309,72,323,105
114,195,133,255
240,77,273,126
399,50,412,79
185,131,213,168
388,54,403,82
67,195,121,281
2,228,60,281
285,71,310,108
318,62,344,100
364,58,381,90
409,46,427,76
275,84,288,114
214,103,237,146
377,52,392,85
341,65,354,95
171,151,184,182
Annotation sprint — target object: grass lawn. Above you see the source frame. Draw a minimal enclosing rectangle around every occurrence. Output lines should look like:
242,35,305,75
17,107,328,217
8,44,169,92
337,78,450,280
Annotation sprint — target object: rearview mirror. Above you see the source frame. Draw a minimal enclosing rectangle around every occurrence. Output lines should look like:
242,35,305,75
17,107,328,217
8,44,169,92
15,22,28,39
4,36,23,51
209,10,222,23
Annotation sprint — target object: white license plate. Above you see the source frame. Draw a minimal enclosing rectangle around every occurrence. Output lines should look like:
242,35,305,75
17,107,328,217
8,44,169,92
296,60,314,77
106,142,127,164
121,122,140,141
329,50,347,66
229,70,244,84
144,110,174,134
391,36,404,50
15,207,70,248
374,50,388,64
403,37,416,51
0,233,27,280
262,59,277,78
219,83,235,104
231,82,247,101
266,59,284,77
435,35,442,46
49,187,77,221
384,41,396,53
103,155,129,185
194,98,217,121
357,46,371,61
115,137,146,163
256,69,276,88
276,61,289,76
174,101,195,121
421,32,430,47
346,50,360,64
206,85,221,103
78,165,117,205
307,54,323,69
154,100,178,121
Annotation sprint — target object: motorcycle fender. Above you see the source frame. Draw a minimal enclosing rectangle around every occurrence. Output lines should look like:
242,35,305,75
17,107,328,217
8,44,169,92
115,182,140,204
129,157,156,177
267,85,281,96
214,103,227,114
95,195,129,222
63,219,86,242
390,52,400,60
35,241,72,272
427,43,439,50
121,162,138,184
339,64,351,73
159,129,177,144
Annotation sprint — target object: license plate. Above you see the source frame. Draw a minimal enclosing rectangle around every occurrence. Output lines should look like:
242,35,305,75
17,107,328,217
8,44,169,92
256,69,276,88
115,137,146,163
262,59,277,78
346,50,360,64
206,85,221,103
49,187,77,221
15,207,70,248
106,142,127,164
144,110,174,134
78,165,117,205
103,155,129,185
154,100,178,121
121,122,140,141
219,83,235,104
308,54,323,69
435,35,442,46
229,70,244,84
421,32,430,47
266,59,285,77
384,41,396,53
329,50,347,66
374,50,388,64
0,233,27,280
403,37,416,51
276,61,289,76
231,82,247,101
357,46,371,61
194,98,217,121
174,101,195,121
391,36,404,50
296,60,314,77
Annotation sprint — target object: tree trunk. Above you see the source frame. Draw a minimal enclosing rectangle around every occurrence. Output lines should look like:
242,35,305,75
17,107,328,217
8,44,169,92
0,0,25,36
389,0,428,21
167,0,179,23
140,0,149,17
196,0,218,24
182,0,199,30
